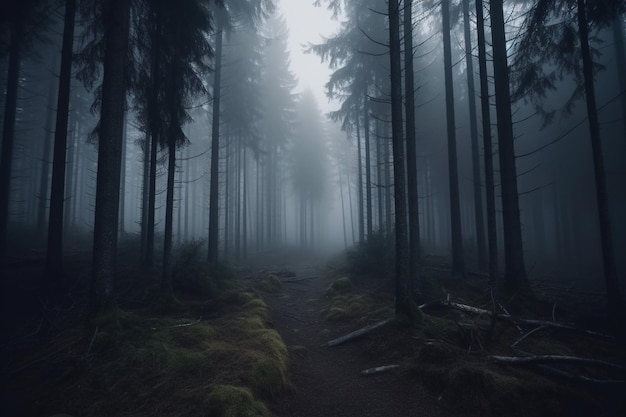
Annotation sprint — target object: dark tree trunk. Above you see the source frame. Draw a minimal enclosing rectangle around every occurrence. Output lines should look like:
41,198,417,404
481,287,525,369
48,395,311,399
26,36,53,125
577,0,622,312
146,127,158,266
38,77,56,242
140,131,150,260
463,0,487,269
364,96,373,237
442,0,465,275
389,0,410,315
404,0,420,295
0,21,22,253
242,144,247,259
490,0,527,287
45,0,76,283
476,0,498,284
208,21,223,264
338,163,348,249
90,0,131,316
161,140,176,297
356,109,364,243
612,17,626,142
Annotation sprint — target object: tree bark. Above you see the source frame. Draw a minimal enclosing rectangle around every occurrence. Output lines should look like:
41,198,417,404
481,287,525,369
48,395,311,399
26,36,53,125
45,0,76,283
442,0,465,275
490,0,527,287
208,20,223,264
577,0,622,312
0,20,22,253
404,0,421,296
356,108,364,243
161,140,176,297
476,0,499,325
364,95,373,238
388,0,410,315
463,0,487,269
90,0,131,316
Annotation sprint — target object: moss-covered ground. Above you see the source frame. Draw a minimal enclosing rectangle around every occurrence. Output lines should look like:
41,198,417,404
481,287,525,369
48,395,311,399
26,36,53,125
3,244,291,417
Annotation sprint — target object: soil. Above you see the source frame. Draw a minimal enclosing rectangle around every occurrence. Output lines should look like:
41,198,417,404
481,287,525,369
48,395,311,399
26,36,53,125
241,251,451,417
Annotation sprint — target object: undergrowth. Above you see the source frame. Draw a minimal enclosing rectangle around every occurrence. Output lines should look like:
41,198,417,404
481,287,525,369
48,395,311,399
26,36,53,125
8,286,290,417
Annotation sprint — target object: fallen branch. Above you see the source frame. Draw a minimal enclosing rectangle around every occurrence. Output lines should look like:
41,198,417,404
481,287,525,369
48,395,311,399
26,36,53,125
325,318,392,347
420,298,614,340
361,364,399,376
534,364,626,385
490,355,626,373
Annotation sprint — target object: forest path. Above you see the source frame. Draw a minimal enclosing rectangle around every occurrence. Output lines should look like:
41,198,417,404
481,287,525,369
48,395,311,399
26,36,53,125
240,251,446,417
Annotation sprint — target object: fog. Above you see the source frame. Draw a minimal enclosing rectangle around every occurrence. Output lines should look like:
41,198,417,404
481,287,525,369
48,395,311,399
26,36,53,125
1,0,625,297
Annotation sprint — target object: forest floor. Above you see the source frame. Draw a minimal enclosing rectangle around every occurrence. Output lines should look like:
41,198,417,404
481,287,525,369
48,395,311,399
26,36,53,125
2,246,626,416
239,251,448,417
242,249,626,417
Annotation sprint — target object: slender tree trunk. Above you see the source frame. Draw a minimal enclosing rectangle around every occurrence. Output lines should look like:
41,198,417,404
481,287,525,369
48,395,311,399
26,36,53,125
242,143,247,259
0,21,22,253
161,140,176,298
463,0,487,269
376,119,383,232
490,0,527,287
208,20,223,264
476,0,498,285
612,17,626,142
45,0,76,282
356,111,364,243
404,0,420,296
442,0,465,275
38,77,56,242
118,117,127,236
389,0,410,315
338,163,348,249
346,163,355,243
364,96,373,237
90,0,131,316
577,0,622,312
140,131,150,259
146,128,158,266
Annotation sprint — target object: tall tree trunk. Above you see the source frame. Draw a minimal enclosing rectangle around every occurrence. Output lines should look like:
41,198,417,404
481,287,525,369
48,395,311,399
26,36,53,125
404,0,420,295
38,76,56,242
376,119,383,233
442,0,465,275
145,14,162,267
242,143,247,259
0,21,22,253
490,0,527,288
208,20,223,264
338,163,348,249
463,0,487,269
476,0,498,285
161,140,176,298
45,0,76,282
356,110,364,243
146,127,158,266
389,0,410,315
90,0,131,316
577,0,622,312
364,96,373,237
118,117,127,236
140,131,150,259
612,17,626,142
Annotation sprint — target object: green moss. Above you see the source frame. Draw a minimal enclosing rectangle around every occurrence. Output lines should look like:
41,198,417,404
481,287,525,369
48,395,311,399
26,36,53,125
256,274,282,294
207,385,272,417
326,277,353,297
324,306,349,321
249,358,290,399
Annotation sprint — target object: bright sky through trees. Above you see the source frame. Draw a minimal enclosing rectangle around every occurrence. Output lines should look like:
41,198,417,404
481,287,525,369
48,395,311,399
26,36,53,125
278,0,340,113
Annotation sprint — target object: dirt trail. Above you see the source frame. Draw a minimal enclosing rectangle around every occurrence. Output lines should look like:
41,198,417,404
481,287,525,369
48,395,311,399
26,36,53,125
245,253,446,417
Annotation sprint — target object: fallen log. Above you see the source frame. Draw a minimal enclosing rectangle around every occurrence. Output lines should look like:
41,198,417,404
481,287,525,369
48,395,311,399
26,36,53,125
490,354,626,373
325,318,392,347
361,364,399,376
